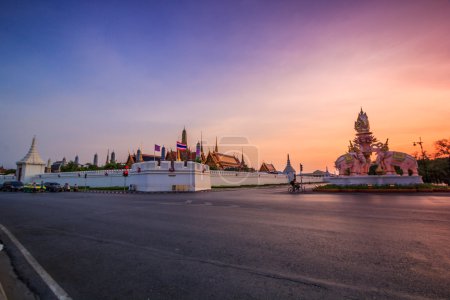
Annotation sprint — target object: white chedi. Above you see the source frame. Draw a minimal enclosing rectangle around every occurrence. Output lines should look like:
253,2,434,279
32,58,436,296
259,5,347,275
16,137,46,183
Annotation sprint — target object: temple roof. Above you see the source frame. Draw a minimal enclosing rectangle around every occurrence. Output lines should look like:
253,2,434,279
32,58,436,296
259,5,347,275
283,154,296,174
17,137,45,165
260,162,277,173
213,153,240,165
165,150,197,161
206,151,241,169
128,153,160,164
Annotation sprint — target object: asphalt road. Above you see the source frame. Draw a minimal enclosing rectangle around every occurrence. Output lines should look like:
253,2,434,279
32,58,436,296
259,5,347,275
0,188,449,300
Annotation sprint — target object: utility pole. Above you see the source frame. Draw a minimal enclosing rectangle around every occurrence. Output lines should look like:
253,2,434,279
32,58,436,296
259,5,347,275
413,137,428,182
123,166,129,192
299,163,304,192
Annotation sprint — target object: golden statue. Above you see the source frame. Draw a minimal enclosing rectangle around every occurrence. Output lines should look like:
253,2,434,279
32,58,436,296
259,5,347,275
354,108,370,133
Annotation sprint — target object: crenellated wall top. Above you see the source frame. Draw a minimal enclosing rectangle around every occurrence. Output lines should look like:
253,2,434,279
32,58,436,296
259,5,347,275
132,161,210,172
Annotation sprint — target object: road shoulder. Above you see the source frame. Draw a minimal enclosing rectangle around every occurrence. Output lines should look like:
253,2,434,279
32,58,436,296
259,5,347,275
0,245,36,300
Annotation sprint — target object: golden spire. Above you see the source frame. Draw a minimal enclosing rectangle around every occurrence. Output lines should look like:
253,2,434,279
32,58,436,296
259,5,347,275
214,137,218,152
354,108,370,133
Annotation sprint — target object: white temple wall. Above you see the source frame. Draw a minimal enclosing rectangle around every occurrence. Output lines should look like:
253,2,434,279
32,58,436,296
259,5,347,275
28,161,211,192
24,163,324,191
328,175,423,185
0,174,17,184
30,169,129,187
18,164,45,183
298,176,325,184
130,161,211,192
209,171,323,187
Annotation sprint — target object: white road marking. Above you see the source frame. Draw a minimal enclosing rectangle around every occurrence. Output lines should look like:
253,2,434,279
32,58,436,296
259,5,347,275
0,224,71,300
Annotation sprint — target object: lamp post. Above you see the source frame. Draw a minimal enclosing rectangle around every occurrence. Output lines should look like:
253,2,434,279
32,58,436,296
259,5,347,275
299,163,304,192
123,166,129,192
413,137,428,182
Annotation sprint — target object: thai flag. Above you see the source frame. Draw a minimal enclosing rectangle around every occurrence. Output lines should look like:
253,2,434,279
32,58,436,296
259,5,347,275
154,144,161,152
176,141,187,151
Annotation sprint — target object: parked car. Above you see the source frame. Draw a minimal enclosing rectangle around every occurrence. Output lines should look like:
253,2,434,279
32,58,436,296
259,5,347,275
44,182,62,192
63,183,71,192
23,182,46,193
1,181,24,192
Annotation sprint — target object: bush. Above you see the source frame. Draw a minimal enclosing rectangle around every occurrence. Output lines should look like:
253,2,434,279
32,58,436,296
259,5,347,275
2,169,16,175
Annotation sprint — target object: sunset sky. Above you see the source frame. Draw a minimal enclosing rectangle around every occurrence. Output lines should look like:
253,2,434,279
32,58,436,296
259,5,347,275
1,0,449,171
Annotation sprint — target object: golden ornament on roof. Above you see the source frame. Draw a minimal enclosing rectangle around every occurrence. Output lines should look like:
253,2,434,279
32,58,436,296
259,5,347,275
354,108,370,133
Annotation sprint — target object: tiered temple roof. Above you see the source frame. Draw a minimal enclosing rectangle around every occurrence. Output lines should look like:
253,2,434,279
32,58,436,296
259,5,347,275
260,162,277,173
165,150,197,162
282,154,296,174
126,153,161,167
205,151,241,170
17,137,45,165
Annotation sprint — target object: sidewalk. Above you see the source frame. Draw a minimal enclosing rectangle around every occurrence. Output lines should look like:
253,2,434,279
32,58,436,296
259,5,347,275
0,244,36,300
0,280,6,300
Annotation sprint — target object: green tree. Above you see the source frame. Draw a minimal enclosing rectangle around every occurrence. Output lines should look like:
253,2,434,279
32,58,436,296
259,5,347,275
60,161,79,172
434,139,450,184
427,158,448,184
86,164,100,171
103,162,126,170
435,139,450,158
417,158,432,183
3,169,16,175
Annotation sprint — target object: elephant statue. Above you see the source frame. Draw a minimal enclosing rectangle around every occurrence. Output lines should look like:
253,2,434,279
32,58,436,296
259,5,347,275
335,152,367,176
375,151,419,176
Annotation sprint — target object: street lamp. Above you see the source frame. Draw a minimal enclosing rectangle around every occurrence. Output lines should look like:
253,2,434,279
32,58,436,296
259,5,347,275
413,137,425,157
413,137,428,182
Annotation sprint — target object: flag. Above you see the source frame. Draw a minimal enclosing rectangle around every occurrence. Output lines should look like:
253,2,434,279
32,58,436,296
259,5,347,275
176,141,187,151
154,144,161,152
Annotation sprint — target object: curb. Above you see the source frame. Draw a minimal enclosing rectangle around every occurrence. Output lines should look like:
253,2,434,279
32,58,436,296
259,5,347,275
82,190,134,194
312,189,450,193
79,190,199,194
